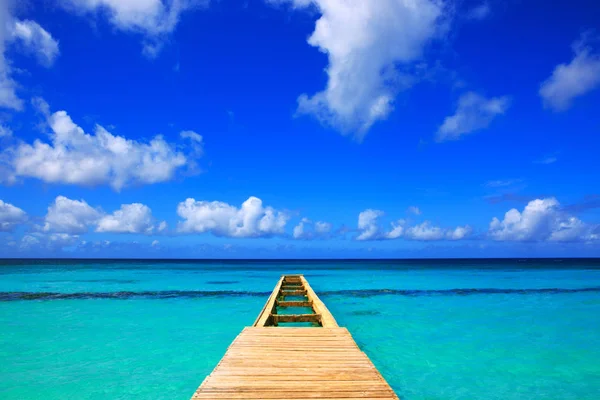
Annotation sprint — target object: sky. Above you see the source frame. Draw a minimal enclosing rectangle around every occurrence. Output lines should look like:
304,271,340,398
0,0,599,258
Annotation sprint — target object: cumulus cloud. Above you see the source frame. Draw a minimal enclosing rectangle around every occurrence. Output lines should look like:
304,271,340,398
0,2,59,110
18,232,80,251
356,209,385,240
5,99,202,190
386,220,406,239
356,208,471,241
43,196,102,234
0,199,27,231
272,0,446,139
10,20,60,67
315,221,332,233
177,196,289,238
293,218,309,239
0,0,22,110
46,232,80,248
540,35,600,111
59,0,209,58
404,221,445,240
404,221,472,240
43,196,162,234
293,218,332,239
96,203,162,234
436,92,510,141
447,225,472,240
489,197,599,242
19,234,41,249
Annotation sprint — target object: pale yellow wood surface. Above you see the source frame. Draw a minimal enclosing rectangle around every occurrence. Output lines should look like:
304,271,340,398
300,276,338,328
254,274,338,328
252,275,284,327
191,327,399,399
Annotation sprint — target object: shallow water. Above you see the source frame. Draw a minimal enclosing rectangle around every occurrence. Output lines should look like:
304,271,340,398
1,259,599,399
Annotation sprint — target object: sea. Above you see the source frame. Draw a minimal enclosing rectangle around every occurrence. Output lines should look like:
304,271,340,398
1,259,599,400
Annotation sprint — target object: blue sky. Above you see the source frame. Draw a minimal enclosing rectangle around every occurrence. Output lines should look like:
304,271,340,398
0,0,599,258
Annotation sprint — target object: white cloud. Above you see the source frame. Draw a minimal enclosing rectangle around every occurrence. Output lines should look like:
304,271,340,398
293,218,332,239
46,232,80,248
43,196,102,234
407,206,421,215
10,20,60,67
437,92,510,141
293,217,309,239
404,221,472,241
466,2,490,20
18,232,80,251
447,225,472,240
314,221,332,233
7,99,201,190
0,2,59,110
273,0,446,139
489,197,598,242
0,0,20,110
386,220,405,239
177,196,289,238
43,196,161,234
96,203,162,234
357,208,472,241
539,35,600,111
404,221,445,240
356,209,385,240
20,234,40,249
0,199,27,231
0,125,12,137
59,0,209,58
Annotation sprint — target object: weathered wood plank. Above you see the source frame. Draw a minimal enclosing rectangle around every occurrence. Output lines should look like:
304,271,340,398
252,276,284,327
300,276,338,328
192,275,398,400
276,300,313,307
280,290,307,296
272,314,321,323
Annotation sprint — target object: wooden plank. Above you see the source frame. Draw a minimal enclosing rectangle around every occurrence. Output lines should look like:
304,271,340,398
272,314,321,323
276,300,313,307
300,276,338,328
252,276,284,327
192,276,398,400
280,290,307,296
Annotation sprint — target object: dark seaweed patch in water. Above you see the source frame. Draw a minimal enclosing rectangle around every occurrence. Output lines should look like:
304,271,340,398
206,281,239,285
2,287,600,301
43,279,139,284
350,310,380,316
320,287,600,297
0,290,270,301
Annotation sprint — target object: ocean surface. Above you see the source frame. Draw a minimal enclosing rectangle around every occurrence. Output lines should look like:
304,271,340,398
1,259,599,400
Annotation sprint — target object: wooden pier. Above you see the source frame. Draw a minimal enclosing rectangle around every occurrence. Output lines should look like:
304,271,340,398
191,274,398,399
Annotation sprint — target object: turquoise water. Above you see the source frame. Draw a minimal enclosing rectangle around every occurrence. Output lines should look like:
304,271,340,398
1,259,599,399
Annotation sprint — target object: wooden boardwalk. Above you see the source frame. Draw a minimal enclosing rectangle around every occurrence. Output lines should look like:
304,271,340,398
191,275,398,400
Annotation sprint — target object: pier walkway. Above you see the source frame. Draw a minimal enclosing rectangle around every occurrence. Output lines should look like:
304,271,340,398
191,275,398,399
